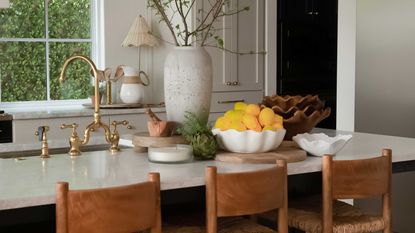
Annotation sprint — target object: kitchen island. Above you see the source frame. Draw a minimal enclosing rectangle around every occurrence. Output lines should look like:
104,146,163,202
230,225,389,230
1,128,415,232
1,128,415,211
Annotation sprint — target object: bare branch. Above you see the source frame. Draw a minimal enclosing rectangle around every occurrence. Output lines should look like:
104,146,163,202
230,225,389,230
204,44,267,55
149,0,180,46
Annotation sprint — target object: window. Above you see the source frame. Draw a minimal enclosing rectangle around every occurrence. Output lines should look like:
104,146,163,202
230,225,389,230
0,0,96,103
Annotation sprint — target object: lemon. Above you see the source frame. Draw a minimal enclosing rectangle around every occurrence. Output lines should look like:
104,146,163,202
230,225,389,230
224,110,245,122
258,107,275,126
262,125,277,131
245,104,261,116
274,114,283,124
229,121,247,131
271,122,283,129
234,102,247,111
242,114,261,130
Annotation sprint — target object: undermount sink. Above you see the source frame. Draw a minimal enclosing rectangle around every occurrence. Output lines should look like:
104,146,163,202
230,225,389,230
0,144,131,159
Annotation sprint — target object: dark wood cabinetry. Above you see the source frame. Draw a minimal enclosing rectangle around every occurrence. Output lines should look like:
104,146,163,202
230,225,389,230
277,0,338,129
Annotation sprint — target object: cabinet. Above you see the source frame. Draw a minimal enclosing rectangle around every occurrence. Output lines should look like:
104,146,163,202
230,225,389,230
198,0,265,99
277,0,337,129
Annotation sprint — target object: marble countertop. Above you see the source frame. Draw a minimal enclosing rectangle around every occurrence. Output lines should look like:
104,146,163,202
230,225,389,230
1,128,415,210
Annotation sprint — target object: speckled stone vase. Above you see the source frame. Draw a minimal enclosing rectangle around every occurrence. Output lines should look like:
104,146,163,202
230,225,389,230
164,46,213,125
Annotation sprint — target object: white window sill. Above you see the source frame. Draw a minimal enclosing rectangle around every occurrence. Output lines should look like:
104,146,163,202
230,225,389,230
3,105,165,120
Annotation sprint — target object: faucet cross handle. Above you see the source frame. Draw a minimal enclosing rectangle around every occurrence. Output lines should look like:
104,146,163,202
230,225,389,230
60,123,79,133
111,120,129,132
60,123,82,157
108,120,129,153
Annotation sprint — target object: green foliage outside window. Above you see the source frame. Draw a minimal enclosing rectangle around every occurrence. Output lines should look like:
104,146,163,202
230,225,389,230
0,0,92,102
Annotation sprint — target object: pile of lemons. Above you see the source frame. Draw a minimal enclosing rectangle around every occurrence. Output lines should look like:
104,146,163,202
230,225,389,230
214,102,284,132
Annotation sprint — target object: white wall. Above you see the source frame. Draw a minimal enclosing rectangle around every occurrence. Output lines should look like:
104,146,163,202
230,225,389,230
337,0,356,131
103,0,171,105
355,1,415,232
356,0,415,137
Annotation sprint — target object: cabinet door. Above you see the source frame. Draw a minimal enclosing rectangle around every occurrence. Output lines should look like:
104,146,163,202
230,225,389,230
278,0,337,82
311,0,338,81
279,22,315,81
235,0,265,91
279,0,314,22
201,0,265,92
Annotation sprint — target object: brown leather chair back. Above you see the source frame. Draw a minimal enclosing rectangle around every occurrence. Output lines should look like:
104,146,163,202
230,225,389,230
56,173,161,233
206,160,288,233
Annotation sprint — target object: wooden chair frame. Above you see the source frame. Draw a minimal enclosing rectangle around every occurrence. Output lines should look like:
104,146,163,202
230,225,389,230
56,173,161,233
206,160,288,233
322,149,392,233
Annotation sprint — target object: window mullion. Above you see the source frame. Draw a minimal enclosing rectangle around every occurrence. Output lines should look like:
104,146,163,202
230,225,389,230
45,0,51,101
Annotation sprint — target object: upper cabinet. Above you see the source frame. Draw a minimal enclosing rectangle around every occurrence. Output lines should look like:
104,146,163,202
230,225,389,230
278,0,337,83
198,0,265,92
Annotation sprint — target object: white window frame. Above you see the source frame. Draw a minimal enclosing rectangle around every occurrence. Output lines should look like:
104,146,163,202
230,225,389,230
0,0,101,108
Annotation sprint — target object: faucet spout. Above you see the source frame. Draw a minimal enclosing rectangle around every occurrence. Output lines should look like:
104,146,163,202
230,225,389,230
59,55,101,114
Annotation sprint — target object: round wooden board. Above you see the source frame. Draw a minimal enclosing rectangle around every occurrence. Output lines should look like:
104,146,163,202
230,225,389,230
132,132,187,152
215,141,307,164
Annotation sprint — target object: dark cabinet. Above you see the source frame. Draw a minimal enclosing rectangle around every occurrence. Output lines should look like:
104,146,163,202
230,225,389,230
277,0,338,129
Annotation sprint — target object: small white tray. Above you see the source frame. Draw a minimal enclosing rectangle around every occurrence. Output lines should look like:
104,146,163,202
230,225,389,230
292,133,352,156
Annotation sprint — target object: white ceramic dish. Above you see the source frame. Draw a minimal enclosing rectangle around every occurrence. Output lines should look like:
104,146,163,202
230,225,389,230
148,144,193,163
292,133,352,156
212,128,286,153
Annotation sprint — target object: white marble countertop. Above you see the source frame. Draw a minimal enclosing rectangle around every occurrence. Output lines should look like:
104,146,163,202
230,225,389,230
1,128,415,210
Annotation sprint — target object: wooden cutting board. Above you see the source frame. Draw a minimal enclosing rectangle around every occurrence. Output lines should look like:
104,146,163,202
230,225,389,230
132,132,187,152
215,141,307,164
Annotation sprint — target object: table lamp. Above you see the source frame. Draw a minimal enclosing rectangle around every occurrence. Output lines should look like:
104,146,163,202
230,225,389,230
122,15,159,74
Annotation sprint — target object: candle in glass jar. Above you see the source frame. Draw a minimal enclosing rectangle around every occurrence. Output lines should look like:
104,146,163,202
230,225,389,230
148,144,192,163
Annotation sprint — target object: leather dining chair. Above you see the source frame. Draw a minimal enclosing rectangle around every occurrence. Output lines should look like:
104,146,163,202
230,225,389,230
287,149,392,233
56,173,161,233
164,160,288,233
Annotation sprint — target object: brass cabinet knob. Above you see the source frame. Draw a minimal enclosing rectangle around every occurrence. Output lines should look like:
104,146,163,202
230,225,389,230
232,81,239,86
226,81,232,86
127,125,133,130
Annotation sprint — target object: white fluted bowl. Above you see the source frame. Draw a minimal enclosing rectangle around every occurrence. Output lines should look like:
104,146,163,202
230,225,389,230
292,133,352,156
212,128,286,153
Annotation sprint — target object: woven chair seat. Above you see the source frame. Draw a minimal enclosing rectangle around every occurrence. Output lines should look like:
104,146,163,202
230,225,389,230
164,216,277,233
259,196,384,233
287,196,385,233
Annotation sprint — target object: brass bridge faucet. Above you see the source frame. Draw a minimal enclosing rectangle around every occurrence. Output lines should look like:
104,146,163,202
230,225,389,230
59,55,128,156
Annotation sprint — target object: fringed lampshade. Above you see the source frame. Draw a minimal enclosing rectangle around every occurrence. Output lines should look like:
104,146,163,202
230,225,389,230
122,15,159,48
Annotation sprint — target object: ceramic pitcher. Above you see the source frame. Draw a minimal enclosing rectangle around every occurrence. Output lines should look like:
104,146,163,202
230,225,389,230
116,65,150,104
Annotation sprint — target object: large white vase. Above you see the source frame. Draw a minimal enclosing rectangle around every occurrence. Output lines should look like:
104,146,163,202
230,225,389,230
164,46,213,125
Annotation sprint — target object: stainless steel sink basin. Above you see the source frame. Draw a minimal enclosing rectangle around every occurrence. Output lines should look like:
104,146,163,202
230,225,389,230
0,144,131,159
